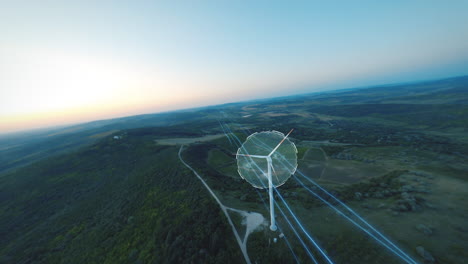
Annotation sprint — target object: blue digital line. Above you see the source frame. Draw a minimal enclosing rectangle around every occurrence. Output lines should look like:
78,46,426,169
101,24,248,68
255,189,302,264
224,122,335,262
223,119,417,264
269,152,418,264
218,120,233,146
245,157,315,264
274,195,318,264
229,120,416,264
249,165,317,264
224,122,302,263
274,188,335,264
231,136,332,264
293,174,418,264
295,170,418,264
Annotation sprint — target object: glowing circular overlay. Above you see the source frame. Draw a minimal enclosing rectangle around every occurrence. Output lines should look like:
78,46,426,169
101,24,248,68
236,131,297,189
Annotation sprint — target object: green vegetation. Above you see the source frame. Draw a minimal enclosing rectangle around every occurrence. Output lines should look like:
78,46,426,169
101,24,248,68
0,133,241,263
303,148,326,161
208,149,234,168
296,146,308,160
1,76,467,263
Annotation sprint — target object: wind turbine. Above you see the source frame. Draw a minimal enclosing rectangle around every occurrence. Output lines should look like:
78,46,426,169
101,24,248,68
236,129,297,231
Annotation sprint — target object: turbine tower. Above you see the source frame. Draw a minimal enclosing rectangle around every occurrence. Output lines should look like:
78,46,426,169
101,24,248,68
236,129,297,231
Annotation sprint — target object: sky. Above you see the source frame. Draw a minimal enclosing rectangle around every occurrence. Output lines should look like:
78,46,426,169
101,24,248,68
1,1,468,133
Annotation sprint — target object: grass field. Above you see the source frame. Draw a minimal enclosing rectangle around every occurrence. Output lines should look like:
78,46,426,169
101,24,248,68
322,159,389,184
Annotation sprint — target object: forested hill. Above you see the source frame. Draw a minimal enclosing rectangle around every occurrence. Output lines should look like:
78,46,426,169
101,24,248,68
0,133,241,263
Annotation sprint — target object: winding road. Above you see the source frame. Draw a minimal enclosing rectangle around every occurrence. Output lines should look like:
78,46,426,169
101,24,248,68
178,146,265,264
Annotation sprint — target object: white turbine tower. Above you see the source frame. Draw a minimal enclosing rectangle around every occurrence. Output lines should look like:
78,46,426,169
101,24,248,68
236,129,297,231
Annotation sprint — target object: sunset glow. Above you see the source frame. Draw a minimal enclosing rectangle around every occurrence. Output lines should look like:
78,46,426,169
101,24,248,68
1,1,467,133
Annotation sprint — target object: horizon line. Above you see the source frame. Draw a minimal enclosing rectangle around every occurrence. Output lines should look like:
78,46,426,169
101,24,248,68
2,73,467,137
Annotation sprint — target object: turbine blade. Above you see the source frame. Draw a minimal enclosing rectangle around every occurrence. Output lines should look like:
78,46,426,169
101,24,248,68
236,153,268,159
268,129,294,156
